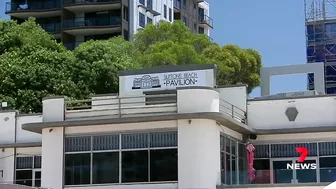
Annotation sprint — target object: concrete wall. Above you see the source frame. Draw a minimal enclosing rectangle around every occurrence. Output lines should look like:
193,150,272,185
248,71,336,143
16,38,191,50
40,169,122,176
0,112,42,144
16,115,42,143
247,96,336,130
217,85,247,112
0,148,15,184
130,0,173,35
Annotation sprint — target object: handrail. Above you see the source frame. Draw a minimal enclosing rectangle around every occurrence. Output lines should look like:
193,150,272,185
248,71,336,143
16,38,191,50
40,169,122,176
219,98,247,124
63,16,121,28
5,1,61,12
199,14,213,27
64,94,178,119
63,0,119,5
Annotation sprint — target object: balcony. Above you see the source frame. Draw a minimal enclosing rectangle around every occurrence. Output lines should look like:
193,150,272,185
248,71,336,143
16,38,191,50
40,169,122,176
199,14,213,29
64,94,178,120
173,0,181,12
5,1,61,19
63,16,121,35
64,41,83,50
40,23,61,38
63,0,121,13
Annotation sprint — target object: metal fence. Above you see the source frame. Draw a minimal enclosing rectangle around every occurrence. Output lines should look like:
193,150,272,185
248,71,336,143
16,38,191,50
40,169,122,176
64,94,177,120
219,98,247,124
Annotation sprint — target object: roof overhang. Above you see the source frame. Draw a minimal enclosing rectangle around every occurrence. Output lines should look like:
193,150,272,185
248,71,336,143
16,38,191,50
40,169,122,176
22,112,255,134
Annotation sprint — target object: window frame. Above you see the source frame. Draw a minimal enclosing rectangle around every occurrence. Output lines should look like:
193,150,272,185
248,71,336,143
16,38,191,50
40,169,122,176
15,155,42,187
64,131,178,186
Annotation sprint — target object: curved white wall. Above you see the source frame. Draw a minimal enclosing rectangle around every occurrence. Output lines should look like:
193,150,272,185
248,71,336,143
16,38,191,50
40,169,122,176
177,88,219,113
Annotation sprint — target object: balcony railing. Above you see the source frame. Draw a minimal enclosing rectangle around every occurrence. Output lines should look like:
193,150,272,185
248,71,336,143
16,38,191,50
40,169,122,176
5,1,61,12
219,98,247,124
64,41,84,50
199,14,213,28
64,94,177,120
40,23,61,33
174,0,181,9
63,16,121,28
63,0,120,5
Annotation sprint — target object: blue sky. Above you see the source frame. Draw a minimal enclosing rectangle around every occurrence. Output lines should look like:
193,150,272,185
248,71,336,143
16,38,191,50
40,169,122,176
210,0,307,97
0,0,307,97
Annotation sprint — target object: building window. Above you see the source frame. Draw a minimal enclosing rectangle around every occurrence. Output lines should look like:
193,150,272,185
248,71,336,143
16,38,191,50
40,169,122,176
64,131,178,185
199,27,204,34
182,0,186,9
182,16,187,25
16,156,42,187
220,135,245,185
169,8,172,21
139,12,145,28
124,29,129,40
123,6,129,21
147,0,153,9
147,17,153,24
139,0,145,5
164,5,167,18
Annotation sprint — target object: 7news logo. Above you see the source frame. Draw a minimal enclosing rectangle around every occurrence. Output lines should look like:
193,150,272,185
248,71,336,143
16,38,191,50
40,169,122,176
286,147,317,170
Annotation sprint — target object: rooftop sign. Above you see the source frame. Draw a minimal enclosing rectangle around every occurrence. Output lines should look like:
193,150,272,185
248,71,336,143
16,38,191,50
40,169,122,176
119,64,216,93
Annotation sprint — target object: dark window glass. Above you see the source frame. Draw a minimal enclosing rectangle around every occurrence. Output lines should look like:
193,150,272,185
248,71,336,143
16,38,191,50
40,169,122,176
220,152,226,184
182,0,186,9
122,133,148,149
231,156,237,185
92,152,119,184
34,156,42,168
320,157,336,182
147,0,152,9
139,0,145,5
147,17,152,24
124,29,129,40
123,6,129,21
272,160,292,184
16,170,32,186
199,27,205,34
164,5,167,18
16,157,33,169
65,137,91,152
252,159,271,184
122,150,148,183
34,171,41,187
239,158,246,184
65,153,91,185
169,8,172,21
150,149,177,181
225,153,231,184
139,13,146,28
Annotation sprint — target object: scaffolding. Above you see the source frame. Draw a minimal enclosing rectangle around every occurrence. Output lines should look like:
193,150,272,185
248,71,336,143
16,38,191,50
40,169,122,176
305,0,336,94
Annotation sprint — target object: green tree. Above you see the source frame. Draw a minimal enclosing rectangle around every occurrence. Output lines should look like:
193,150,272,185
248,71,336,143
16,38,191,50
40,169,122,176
72,37,141,95
133,20,262,93
0,18,80,113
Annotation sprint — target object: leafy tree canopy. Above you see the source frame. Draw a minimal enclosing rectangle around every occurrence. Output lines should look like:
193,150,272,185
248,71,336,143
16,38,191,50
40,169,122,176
0,19,262,113
133,20,262,92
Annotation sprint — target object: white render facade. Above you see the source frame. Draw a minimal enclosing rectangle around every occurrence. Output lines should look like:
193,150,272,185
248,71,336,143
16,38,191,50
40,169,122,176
0,64,335,189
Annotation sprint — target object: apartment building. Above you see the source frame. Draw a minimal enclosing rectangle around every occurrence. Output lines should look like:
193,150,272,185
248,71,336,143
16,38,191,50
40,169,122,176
5,0,213,50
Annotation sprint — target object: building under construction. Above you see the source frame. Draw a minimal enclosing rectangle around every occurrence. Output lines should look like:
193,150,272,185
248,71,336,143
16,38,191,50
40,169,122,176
305,0,336,94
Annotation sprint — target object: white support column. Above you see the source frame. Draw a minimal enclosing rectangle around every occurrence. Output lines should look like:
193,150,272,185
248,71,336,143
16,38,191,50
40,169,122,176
41,127,64,189
177,87,221,189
